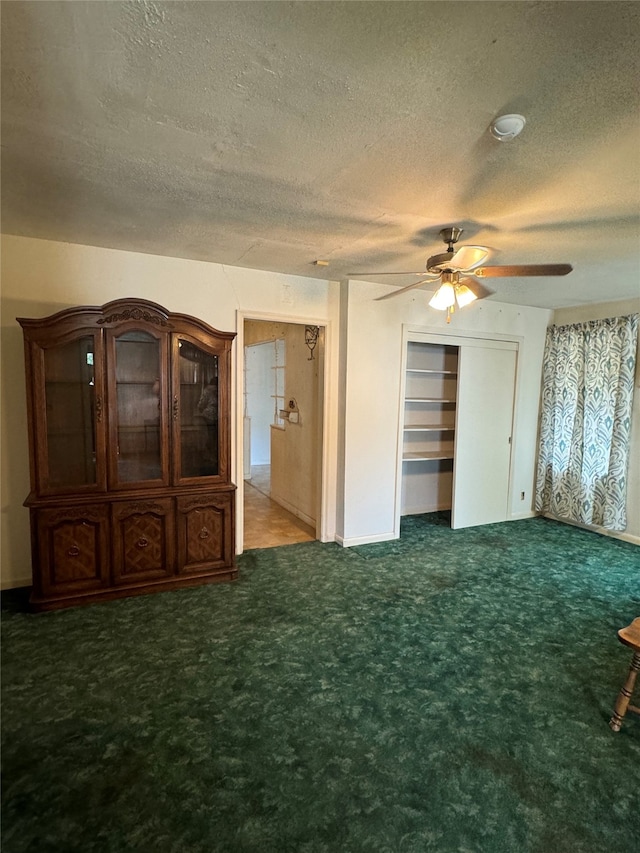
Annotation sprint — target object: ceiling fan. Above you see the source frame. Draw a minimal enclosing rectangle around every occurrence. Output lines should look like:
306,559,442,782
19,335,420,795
348,227,572,321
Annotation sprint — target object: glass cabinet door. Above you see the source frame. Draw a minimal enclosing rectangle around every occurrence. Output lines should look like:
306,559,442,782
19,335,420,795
41,334,104,492
175,338,219,480
110,329,168,486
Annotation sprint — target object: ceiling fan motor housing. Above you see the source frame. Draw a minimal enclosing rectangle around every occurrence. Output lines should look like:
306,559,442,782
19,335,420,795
426,227,464,272
426,251,455,273
440,227,463,246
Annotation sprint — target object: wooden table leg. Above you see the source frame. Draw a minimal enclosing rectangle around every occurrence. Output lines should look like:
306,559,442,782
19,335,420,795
609,650,640,732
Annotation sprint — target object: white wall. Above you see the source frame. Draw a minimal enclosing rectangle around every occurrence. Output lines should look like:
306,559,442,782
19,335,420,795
552,298,640,543
245,341,275,466
1,234,340,588
337,279,552,546
6,234,631,590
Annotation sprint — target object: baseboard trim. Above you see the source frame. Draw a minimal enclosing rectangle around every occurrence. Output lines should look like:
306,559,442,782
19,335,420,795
269,494,315,529
401,503,451,515
541,512,640,546
1,577,32,591
338,531,398,548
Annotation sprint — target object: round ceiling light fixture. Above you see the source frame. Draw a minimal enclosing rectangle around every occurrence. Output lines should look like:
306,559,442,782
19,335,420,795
489,114,526,141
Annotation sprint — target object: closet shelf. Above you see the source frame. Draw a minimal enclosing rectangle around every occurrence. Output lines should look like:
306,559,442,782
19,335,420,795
405,397,456,404
403,451,454,461
404,424,455,432
406,368,458,376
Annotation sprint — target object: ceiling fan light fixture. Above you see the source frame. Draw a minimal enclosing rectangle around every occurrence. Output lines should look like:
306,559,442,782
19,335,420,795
454,284,478,308
429,282,456,310
490,113,526,141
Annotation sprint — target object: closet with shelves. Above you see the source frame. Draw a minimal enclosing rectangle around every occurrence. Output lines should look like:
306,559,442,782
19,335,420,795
399,333,519,529
401,341,458,514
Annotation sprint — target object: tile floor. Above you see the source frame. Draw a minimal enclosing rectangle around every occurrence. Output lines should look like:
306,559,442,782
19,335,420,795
243,465,316,550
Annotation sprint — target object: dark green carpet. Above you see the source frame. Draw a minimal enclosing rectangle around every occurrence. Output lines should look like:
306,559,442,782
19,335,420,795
2,514,639,853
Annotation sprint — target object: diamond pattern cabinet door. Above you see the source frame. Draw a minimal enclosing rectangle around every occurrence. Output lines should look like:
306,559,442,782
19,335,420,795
34,505,110,600
176,492,234,574
112,498,175,584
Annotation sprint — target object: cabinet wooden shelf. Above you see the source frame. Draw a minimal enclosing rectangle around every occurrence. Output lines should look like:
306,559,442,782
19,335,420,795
45,429,95,437
19,298,236,611
45,379,95,385
112,380,158,385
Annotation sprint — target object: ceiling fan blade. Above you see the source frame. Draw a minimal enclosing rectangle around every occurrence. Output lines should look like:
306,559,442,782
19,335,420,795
461,277,494,300
474,264,573,278
348,270,427,277
374,278,435,301
448,245,490,271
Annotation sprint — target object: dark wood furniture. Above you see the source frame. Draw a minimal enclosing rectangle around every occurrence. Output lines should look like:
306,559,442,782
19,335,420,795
609,617,640,731
18,298,236,611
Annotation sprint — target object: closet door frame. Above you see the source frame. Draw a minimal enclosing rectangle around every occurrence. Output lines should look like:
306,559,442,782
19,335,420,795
396,325,524,534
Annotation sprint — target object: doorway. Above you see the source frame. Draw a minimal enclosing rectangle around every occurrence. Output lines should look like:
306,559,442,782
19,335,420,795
243,319,324,550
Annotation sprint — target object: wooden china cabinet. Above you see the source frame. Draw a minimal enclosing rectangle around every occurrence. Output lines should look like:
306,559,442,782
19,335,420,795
18,298,236,611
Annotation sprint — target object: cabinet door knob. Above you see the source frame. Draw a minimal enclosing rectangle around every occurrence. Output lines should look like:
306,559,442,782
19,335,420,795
136,537,149,549
67,545,80,558
173,396,179,420
198,527,210,540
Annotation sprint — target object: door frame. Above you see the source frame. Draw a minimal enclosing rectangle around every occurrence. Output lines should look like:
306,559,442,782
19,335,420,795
395,324,525,535
235,310,335,554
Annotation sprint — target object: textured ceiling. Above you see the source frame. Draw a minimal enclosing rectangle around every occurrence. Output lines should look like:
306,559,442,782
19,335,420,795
2,0,639,308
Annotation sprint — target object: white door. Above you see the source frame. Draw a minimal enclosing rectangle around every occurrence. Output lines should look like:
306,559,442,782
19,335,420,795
451,343,517,529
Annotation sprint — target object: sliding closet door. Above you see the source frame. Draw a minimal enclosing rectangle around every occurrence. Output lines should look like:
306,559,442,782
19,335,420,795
451,343,517,529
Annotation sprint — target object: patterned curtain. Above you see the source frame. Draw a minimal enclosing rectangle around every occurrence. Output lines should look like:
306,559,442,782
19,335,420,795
535,314,638,531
